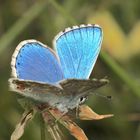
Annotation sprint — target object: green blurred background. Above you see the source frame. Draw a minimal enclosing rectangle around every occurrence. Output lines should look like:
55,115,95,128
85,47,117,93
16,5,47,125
0,0,140,140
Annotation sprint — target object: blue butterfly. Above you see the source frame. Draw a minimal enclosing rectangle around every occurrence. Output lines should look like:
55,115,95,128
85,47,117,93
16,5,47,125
9,24,108,113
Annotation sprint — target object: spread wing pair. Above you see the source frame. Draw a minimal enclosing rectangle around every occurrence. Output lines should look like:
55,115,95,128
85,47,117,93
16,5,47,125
9,24,106,101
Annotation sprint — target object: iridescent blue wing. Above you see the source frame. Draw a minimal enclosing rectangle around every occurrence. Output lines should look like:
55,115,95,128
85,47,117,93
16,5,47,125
53,24,102,79
11,40,64,84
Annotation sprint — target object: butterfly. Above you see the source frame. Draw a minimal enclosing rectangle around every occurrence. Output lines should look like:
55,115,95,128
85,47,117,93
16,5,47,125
9,24,108,114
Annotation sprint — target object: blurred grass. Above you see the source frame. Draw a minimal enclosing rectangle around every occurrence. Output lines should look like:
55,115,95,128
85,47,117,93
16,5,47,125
0,0,47,55
0,0,140,140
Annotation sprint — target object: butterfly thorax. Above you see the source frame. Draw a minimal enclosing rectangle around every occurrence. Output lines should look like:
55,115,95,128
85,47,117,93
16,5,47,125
9,78,87,113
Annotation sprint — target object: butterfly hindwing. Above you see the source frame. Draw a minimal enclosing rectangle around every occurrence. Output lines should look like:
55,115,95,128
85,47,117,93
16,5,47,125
9,78,63,103
9,78,63,95
54,24,103,79
11,40,64,84
59,78,109,96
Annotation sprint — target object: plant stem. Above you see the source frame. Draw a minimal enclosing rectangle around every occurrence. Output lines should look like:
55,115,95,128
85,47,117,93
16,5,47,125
0,1,47,55
40,114,46,140
49,0,140,97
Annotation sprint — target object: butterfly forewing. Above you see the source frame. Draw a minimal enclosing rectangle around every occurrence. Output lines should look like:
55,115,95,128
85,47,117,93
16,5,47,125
11,40,64,84
54,24,103,79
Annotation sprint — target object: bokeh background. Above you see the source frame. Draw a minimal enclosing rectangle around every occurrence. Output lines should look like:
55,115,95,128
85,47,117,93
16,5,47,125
0,0,140,140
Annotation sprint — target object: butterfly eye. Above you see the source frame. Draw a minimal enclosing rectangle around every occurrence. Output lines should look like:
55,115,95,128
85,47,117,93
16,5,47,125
79,96,87,105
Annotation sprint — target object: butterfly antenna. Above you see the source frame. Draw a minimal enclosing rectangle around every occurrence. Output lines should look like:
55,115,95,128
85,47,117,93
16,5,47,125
95,93,112,100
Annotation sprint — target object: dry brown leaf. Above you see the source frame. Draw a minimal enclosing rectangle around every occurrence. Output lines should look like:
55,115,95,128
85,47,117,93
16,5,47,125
42,111,66,140
63,120,88,140
48,109,88,140
79,105,113,120
11,110,33,140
